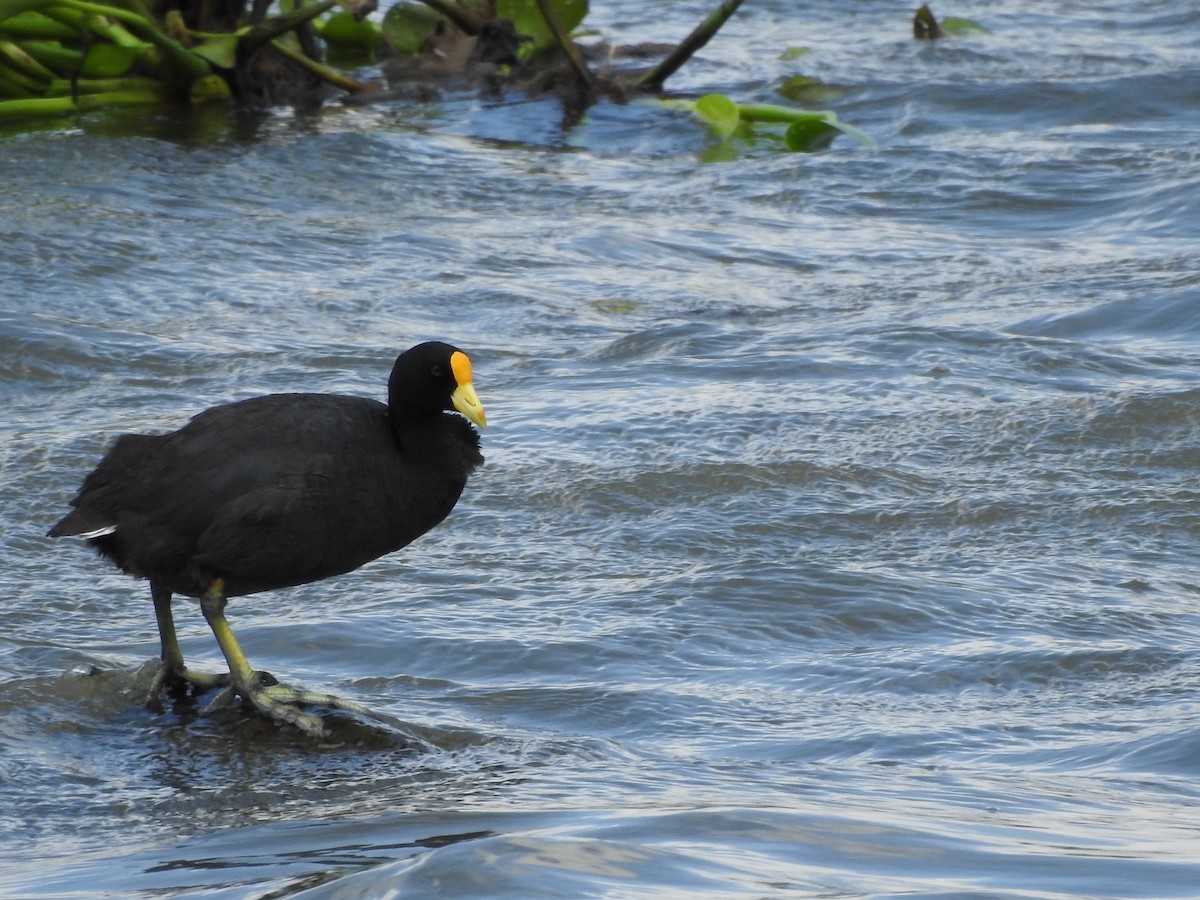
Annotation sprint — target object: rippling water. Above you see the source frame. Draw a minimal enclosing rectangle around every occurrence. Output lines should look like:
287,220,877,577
3,1,1200,896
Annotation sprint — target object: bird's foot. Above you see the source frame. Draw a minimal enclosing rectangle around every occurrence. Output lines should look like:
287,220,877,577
202,673,375,739
144,661,231,706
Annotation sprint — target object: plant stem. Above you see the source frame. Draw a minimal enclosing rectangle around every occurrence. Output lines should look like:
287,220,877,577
237,0,336,57
635,0,744,92
47,74,159,94
269,36,369,92
0,84,163,118
535,0,592,89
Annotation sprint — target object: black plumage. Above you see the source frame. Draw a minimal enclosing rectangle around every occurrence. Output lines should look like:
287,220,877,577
48,341,486,736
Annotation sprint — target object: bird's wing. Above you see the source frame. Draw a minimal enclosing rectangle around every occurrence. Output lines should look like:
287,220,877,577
192,452,418,591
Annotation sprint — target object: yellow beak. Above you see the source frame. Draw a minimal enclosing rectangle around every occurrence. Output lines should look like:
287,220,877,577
450,350,487,428
452,381,486,428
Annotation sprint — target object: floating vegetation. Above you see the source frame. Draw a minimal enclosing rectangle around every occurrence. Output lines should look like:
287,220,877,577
913,4,990,40
658,92,875,158
0,0,374,120
0,0,874,157
775,75,843,106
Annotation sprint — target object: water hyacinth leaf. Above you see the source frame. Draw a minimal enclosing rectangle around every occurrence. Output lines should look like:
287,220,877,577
330,0,375,17
190,36,238,70
784,114,875,151
693,91,739,138
188,72,230,103
320,10,381,58
939,16,990,36
738,103,874,146
496,0,587,55
81,42,138,78
380,1,443,55
652,93,872,155
19,0,211,89
777,75,843,104
783,116,839,152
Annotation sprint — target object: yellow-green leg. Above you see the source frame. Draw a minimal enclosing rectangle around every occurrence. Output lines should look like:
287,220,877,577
198,579,372,738
145,583,230,705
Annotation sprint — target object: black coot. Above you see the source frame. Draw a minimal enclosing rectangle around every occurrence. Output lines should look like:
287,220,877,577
48,341,486,737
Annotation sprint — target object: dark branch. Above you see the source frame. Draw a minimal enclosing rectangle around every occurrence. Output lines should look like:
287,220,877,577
635,0,745,92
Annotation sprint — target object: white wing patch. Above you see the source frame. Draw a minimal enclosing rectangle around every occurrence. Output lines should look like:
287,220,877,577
80,524,118,538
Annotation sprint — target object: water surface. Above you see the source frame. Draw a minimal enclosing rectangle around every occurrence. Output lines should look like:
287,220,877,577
2,1,1200,896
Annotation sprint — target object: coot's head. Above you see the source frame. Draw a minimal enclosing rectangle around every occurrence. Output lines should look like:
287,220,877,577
388,342,487,428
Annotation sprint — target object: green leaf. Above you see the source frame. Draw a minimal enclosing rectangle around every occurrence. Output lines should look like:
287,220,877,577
783,117,839,152
320,10,380,57
81,41,138,78
784,115,875,151
44,0,211,87
776,75,843,104
190,35,238,70
495,0,587,55
648,93,873,156
381,1,443,56
188,72,230,104
778,46,809,61
939,16,990,36
693,92,739,139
